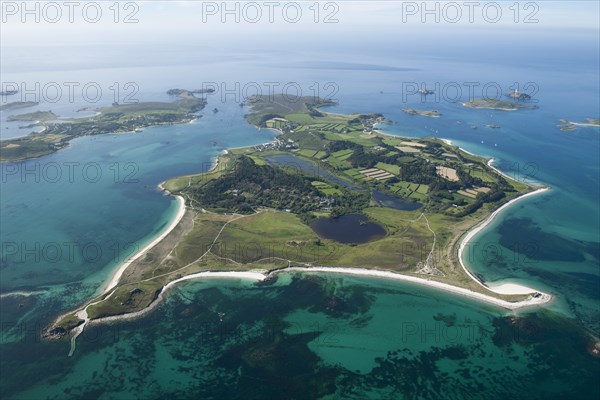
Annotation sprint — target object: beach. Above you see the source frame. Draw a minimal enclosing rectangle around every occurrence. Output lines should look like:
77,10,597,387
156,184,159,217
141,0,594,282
88,262,552,329
457,186,551,295
280,267,552,310
91,271,268,325
101,193,186,294
62,192,187,356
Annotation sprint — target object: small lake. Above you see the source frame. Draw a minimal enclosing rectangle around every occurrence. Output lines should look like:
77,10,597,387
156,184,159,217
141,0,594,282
310,213,386,244
372,191,422,211
263,153,364,190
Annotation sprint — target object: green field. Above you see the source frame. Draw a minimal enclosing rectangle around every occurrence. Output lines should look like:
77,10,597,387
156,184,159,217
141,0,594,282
375,162,400,175
331,149,354,159
312,181,343,196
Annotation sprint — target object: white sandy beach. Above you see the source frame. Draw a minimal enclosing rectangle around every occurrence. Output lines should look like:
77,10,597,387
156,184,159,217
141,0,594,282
90,263,551,329
91,271,268,325
458,187,550,296
64,192,187,356
281,266,551,310
440,138,478,156
101,194,186,294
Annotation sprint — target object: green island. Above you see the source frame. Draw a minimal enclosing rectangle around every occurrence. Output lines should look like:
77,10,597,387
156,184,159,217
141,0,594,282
0,91,206,162
402,108,442,117
45,94,550,342
463,97,538,111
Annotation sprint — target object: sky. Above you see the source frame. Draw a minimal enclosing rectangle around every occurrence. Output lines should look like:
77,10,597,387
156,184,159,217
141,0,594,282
1,0,599,48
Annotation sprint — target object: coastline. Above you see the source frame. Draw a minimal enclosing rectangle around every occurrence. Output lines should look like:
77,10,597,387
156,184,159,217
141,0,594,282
54,127,555,346
457,186,551,295
85,177,552,326
91,271,268,324
439,138,476,157
440,137,544,186
280,267,551,310
88,263,551,328
62,190,186,356
101,191,186,294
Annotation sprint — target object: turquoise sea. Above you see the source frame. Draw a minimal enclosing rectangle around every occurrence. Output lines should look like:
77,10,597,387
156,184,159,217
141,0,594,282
1,28,599,399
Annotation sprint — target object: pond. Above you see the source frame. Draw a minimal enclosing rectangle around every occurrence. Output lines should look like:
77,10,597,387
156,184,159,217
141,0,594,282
372,191,422,211
263,153,364,190
310,213,386,244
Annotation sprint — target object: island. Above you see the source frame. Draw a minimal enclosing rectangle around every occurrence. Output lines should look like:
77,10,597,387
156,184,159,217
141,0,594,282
505,90,532,101
7,110,57,122
557,118,600,131
167,88,215,96
43,94,552,349
402,108,442,118
463,98,538,111
0,101,39,111
0,90,206,162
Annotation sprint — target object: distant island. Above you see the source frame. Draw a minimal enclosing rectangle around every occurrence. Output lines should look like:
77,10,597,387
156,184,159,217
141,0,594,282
45,94,551,348
167,88,215,96
7,110,57,122
463,98,538,111
557,118,600,131
402,108,442,118
0,89,19,96
505,90,532,101
0,101,39,111
0,90,206,162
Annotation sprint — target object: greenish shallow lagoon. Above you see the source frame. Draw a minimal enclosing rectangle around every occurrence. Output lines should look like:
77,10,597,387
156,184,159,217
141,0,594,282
3,273,598,400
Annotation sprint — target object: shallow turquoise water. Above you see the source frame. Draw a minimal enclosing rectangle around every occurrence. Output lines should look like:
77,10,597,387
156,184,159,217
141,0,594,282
1,31,599,398
3,273,598,400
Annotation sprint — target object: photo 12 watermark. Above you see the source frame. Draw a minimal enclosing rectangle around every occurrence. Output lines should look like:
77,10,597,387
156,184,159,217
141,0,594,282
1,161,140,184
199,1,340,24
1,81,140,105
400,1,540,24
1,1,140,24
1,240,141,266
194,81,339,103
400,81,539,104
